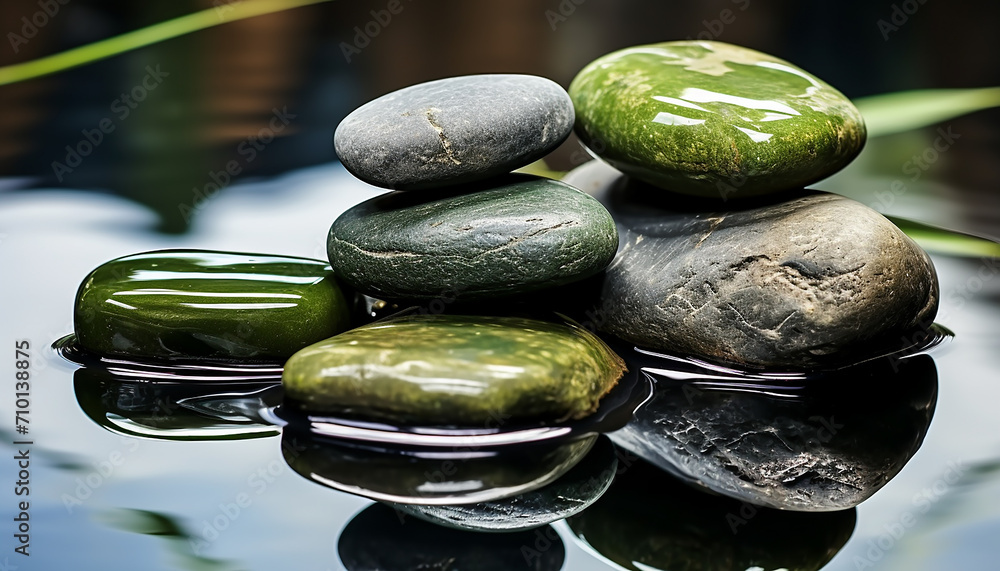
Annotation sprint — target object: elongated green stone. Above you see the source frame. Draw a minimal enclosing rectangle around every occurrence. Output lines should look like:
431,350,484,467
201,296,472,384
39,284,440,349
569,41,866,198
327,175,619,301
74,250,350,361
282,314,626,425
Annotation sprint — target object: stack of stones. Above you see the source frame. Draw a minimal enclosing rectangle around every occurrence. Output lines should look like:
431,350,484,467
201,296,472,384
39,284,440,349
564,40,939,369
282,74,628,426
72,41,941,434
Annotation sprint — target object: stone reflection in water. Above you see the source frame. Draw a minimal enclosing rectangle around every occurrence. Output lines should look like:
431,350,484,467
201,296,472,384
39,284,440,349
609,352,938,511
281,428,596,505
568,457,856,571
339,503,565,571
392,435,618,532
73,366,281,441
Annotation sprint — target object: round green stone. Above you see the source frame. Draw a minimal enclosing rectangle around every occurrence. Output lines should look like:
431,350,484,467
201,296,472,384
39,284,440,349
569,41,866,198
74,250,350,361
281,314,626,425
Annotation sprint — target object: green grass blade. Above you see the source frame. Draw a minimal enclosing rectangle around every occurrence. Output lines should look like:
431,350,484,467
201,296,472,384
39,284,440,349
856,87,1000,138
888,215,1000,258
0,0,331,86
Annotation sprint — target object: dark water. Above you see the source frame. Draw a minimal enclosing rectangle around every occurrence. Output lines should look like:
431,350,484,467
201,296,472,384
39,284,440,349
2,165,1000,570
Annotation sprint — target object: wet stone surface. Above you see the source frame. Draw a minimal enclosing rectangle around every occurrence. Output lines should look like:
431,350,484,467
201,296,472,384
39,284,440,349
391,435,618,532
327,175,618,302
335,74,574,190
569,40,866,198
73,250,350,362
568,160,939,369
281,314,626,425
608,351,938,511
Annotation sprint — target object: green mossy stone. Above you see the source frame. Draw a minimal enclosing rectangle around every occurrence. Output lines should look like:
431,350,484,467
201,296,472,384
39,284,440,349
569,41,866,198
327,175,619,301
282,314,626,425
74,250,350,361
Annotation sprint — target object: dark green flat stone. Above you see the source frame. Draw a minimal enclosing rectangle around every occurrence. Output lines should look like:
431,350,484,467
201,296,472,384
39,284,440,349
569,41,866,198
391,435,618,531
283,429,597,505
74,250,350,361
282,314,626,425
327,175,618,301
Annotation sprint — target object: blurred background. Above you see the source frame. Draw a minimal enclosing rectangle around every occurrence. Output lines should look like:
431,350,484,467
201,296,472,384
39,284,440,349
2,4,1000,570
0,0,998,234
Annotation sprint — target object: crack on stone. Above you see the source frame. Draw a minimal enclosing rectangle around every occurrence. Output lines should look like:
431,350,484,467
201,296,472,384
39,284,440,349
335,221,581,265
774,310,799,333
470,220,580,261
332,237,421,260
725,302,753,328
694,215,726,249
425,108,462,165
661,293,711,316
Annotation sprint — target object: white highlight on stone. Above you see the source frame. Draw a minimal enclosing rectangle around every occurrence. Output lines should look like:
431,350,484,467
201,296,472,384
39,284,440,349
653,112,706,126
735,126,774,142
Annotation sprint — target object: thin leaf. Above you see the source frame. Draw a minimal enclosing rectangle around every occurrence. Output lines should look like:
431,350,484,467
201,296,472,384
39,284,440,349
0,0,331,86
514,159,567,180
856,87,1000,137
888,215,1000,258
96,508,188,538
